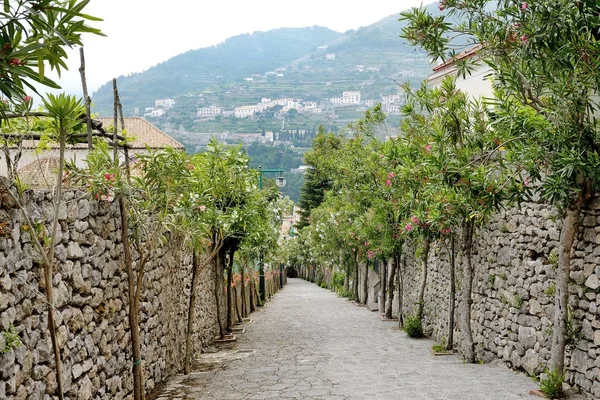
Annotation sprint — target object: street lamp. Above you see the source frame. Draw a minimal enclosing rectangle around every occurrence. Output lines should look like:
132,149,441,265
258,167,286,303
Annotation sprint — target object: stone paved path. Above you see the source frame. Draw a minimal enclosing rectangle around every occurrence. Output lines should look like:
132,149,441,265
154,278,551,400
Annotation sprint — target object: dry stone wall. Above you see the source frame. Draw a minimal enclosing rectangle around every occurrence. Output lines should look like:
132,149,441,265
395,199,600,398
0,189,223,400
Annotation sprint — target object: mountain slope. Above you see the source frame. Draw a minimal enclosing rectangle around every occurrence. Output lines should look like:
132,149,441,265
92,27,341,114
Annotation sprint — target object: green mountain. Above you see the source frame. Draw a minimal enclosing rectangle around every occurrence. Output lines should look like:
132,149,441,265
92,6,441,117
92,26,342,115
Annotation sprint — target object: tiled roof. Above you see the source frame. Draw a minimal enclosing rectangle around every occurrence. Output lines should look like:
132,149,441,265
17,117,183,150
95,117,184,149
17,156,62,188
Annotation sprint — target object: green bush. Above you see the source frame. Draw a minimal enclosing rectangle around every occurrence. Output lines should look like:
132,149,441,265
539,367,565,399
332,272,345,291
337,288,355,300
404,315,424,338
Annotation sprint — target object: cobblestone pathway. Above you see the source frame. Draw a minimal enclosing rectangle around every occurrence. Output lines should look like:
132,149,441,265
154,278,551,400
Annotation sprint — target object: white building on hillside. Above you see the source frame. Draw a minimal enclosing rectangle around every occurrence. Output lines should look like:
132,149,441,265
155,98,175,109
234,105,259,118
197,106,222,117
330,91,361,105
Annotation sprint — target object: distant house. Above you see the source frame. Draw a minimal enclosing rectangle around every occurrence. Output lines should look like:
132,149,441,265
234,106,258,118
197,106,222,117
155,98,175,109
330,91,361,105
3,117,184,187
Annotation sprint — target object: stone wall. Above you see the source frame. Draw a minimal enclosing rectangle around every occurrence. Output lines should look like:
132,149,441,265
0,189,223,399
394,199,600,398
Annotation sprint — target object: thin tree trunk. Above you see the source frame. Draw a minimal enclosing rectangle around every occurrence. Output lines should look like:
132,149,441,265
417,239,431,321
79,47,93,149
112,79,119,162
240,260,246,317
448,237,456,351
551,192,585,383
397,249,405,328
380,258,387,313
226,249,234,332
185,249,200,375
353,252,360,301
215,249,226,339
362,261,369,305
234,285,243,322
344,259,350,292
45,122,68,400
249,269,256,313
385,257,396,319
120,197,144,400
461,220,475,363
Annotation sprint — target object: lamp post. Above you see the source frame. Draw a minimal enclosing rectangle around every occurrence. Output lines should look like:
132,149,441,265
258,167,286,303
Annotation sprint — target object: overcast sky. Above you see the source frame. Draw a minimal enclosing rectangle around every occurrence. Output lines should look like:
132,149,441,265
54,0,427,96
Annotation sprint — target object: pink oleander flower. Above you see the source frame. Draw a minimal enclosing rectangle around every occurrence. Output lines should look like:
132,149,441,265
438,0,446,11
23,96,32,102
521,35,528,44
411,216,419,224
524,177,530,187
386,179,392,187
521,2,528,10
405,223,413,232
198,204,207,212
388,172,395,179
364,241,369,248
425,144,432,152
367,250,374,259
104,173,112,180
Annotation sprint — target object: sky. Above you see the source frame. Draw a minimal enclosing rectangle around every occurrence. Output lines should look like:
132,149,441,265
53,0,427,96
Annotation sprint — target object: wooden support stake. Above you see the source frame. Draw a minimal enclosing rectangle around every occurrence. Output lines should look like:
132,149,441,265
79,47,93,149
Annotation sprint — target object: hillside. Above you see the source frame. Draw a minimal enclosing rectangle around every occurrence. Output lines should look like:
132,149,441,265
92,5,442,118
92,27,342,115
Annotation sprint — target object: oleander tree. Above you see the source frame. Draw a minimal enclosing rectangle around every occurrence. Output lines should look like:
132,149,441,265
401,1,600,381
0,0,103,100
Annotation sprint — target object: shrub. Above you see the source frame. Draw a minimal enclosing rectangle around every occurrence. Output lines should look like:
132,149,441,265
539,367,565,399
332,272,345,291
404,315,424,338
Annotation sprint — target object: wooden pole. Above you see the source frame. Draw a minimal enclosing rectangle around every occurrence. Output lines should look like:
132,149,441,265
112,79,119,163
79,47,94,149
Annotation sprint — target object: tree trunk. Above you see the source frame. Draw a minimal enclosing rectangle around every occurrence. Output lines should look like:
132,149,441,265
397,249,405,328
417,239,430,321
353,252,360,301
214,250,225,339
249,269,256,313
448,238,456,351
185,249,200,374
362,261,369,305
120,197,144,400
240,261,246,318
344,261,350,292
385,257,396,319
234,285,243,323
45,123,67,400
226,249,234,331
461,220,475,363
551,192,585,384
379,258,387,313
